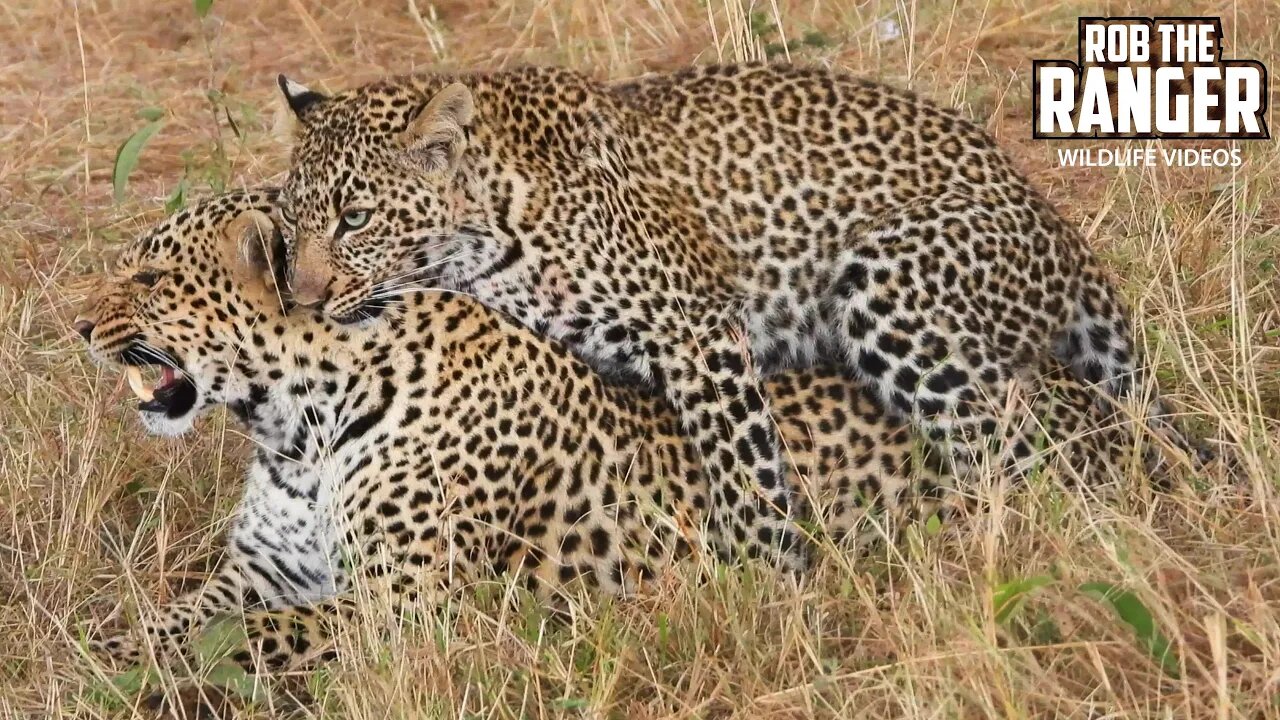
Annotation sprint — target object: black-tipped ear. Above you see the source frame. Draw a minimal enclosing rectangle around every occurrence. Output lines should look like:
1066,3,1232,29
276,74,328,117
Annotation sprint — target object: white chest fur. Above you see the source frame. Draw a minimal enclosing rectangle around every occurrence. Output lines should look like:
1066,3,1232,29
227,456,342,606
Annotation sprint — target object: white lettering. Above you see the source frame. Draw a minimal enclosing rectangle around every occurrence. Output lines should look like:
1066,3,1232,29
1057,148,1084,165
1224,65,1263,134
1077,67,1114,133
1039,66,1077,133
1156,24,1176,62
1192,66,1221,133
1115,67,1152,134
1155,67,1189,133
1083,24,1107,62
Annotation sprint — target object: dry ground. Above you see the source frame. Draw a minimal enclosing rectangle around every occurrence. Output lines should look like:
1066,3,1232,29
2,0,1278,717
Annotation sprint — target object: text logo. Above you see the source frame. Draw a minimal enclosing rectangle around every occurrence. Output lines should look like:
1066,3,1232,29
1032,18,1269,139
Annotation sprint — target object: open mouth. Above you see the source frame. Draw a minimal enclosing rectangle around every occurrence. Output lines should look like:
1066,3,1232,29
119,345,198,417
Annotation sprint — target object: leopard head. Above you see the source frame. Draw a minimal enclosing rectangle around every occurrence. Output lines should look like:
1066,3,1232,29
73,190,288,436
276,75,478,325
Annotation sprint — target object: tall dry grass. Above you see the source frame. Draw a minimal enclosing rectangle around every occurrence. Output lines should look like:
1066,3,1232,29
1,0,1277,717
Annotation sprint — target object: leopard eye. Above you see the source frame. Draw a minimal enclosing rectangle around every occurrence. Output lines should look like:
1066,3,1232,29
337,208,371,235
132,271,161,287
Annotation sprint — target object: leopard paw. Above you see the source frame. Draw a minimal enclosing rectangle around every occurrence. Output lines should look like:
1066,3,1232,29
90,628,189,668
89,632,145,667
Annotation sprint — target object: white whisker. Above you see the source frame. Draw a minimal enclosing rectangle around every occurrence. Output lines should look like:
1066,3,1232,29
377,250,476,289
370,273,451,296
366,286,483,302
130,342,179,371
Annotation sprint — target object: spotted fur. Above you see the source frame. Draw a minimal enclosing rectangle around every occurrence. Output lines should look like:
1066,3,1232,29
75,192,1151,672
274,63,1208,571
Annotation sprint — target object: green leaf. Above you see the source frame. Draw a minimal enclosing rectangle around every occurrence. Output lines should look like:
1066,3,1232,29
191,617,262,703
193,615,247,666
194,0,214,17
204,660,260,701
136,106,165,122
1079,581,1180,677
223,105,243,141
923,513,943,536
112,120,165,204
83,666,160,710
165,177,189,214
111,665,157,694
993,575,1055,624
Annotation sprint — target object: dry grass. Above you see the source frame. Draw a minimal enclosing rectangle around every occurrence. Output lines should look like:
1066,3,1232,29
2,0,1278,717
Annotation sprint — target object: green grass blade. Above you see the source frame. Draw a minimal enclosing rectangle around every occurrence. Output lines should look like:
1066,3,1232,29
111,120,164,204
993,575,1055,624
1079,581,1181,677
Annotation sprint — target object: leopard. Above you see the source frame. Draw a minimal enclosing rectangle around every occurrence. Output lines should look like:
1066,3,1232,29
74,190,1150,675
273,62,1212,573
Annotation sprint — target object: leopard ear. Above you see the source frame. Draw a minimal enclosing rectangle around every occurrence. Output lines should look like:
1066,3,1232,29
277,75,327,115
398,82,475,175
274,74,327,139
224,209,280,286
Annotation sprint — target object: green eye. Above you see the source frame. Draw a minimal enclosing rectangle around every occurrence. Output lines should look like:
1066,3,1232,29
338,209,370,233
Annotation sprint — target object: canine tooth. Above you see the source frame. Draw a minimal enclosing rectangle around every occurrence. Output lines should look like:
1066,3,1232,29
126,366,155,402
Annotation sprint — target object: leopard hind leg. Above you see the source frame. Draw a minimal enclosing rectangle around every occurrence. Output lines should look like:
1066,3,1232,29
825,198,1083,486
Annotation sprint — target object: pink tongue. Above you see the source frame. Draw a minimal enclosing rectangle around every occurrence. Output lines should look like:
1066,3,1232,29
161,367,176,388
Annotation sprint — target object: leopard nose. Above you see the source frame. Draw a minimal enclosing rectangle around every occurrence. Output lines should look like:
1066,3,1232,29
73,318,95,341
288,271,331,309
290,288,329,309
